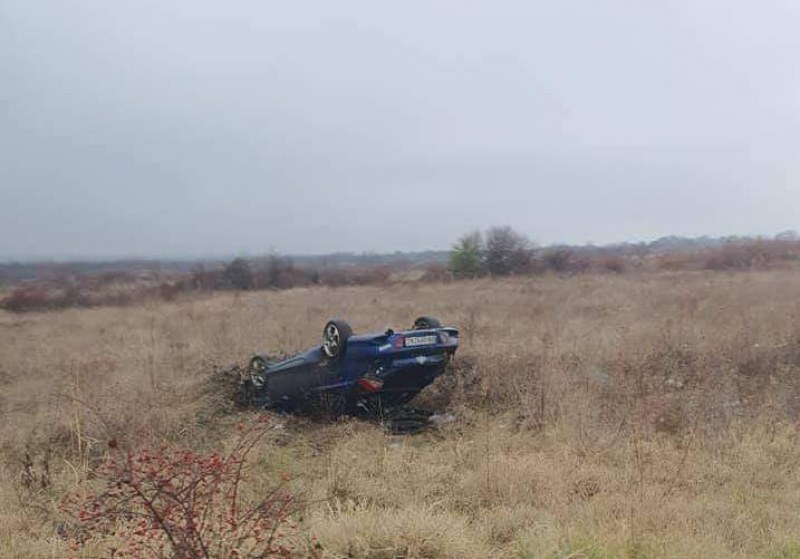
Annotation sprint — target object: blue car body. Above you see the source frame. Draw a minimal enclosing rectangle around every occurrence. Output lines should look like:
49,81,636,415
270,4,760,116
243,322,459,413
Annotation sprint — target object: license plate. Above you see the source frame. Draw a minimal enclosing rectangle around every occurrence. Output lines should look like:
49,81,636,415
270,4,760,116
404,335,437,347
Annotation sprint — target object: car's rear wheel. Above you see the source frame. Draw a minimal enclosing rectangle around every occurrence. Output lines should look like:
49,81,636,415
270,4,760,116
248,355,269,388
322,319,352,359
412,316,442,329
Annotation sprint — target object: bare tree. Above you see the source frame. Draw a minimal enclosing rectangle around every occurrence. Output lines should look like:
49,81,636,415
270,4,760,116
484,226,532,276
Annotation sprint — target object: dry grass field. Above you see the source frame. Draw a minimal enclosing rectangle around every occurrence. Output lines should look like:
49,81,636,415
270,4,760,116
4,269,800,558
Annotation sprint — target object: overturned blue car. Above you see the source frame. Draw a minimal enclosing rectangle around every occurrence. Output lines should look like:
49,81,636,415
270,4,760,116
242,316,459,414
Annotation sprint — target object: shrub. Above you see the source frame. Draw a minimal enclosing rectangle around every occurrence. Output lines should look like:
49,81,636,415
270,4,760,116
703,239,800,270
252,255,307,289
62,415,299,558
223,258,254,290
655,252,696,271
159,281,182,301
1,285,52,312
541,248,573,273
593,253,626,274
351,265,393,286
318,267,349,287
421,262,452,282
449,231,484,278
191,265,221,291
650,239,800,272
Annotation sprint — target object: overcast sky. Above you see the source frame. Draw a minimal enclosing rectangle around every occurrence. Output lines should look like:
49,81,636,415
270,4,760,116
2,1,799,260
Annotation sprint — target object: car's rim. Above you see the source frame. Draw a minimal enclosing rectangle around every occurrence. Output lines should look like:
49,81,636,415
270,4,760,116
323,324,340,357
415,319,430,329
249,357,267,387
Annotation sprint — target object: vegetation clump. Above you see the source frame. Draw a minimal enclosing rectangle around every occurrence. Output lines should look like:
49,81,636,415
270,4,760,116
61,415,301,559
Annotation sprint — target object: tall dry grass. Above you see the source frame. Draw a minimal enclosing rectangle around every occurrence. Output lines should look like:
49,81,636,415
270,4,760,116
3,269,800,557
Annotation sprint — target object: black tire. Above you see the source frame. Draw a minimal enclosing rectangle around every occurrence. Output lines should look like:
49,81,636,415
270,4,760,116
239,378,262,407
322,319,353,360
413,316,442,330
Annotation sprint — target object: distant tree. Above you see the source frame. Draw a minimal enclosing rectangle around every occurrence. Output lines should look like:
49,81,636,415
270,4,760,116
542,248,573,273
223,258,253,290
265,254,294,289
776,230,799,242
307,269,321,285
484,226,531,276
449,230,484,278
190,264,208,290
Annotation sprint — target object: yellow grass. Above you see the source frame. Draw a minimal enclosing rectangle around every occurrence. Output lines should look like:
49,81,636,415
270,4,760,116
3,270,800,557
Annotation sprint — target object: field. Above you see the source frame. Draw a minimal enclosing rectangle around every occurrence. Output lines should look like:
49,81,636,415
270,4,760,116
3,269,800,558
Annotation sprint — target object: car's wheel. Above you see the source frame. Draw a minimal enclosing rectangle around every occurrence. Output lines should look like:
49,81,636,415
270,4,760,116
322,319,352,359
248,355,269,388
413,316,442,329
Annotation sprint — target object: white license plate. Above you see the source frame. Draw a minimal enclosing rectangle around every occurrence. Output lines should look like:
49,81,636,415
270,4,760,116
404,335,437,347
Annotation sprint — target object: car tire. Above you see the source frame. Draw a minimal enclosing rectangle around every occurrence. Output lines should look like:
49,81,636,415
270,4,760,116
248,355,270,388
413,316,442,329
322,319,352,360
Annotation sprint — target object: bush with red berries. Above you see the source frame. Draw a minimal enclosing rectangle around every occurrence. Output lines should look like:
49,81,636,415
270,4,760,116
62,415,301,558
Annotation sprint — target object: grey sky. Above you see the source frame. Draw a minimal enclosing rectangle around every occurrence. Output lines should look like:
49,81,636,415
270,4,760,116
2,1,799,260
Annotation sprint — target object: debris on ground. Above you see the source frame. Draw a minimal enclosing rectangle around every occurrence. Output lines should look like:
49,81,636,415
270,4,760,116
428,413,457,427
381,407,458,435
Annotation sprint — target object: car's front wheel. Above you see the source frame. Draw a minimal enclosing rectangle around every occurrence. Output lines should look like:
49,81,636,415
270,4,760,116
322,319,352,359
413,315,442,329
